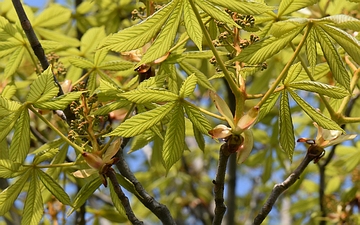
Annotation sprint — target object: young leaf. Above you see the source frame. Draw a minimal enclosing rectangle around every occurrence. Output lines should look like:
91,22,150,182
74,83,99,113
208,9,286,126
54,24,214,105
320,24,360,66
37,169,71,205
258,92,281,121
207,0,274,15
9,109,30,166
183,103,212,134
179,74,197,98
288,89,343,131
270,18,308,37
21,171,43,225
34,91,84,110
283,62,302,84
231,26,305,65
92,100,130,116
278,0,317,17
195,0,239,28
109,179,126,216
314,26,350,90
4,47,24,79
306,28,317,76
0,159,21,178
137,0,182,66
163,103,185,172
33,4,71,28
67,177,102,216
0,170,30,216
100,1,177,52
68,56,94,69
1,82,17,99
184,0,203,51
106,101,176,137
0,110,21,142
119,88,178,103
193,125,205,151
98,60,134,71
0,96,22,118
317,14,360,31
179,61,214,90
289,81,349,99
279,90,295,162
26,67,59,103
209,91,235,129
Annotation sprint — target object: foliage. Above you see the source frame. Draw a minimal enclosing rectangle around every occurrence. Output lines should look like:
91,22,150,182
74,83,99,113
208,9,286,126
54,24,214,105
0,0,360,224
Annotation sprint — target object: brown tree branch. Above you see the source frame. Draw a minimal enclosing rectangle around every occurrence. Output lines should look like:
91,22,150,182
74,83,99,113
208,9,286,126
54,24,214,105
115,146,176,225
212,144,231,225
106,169,144,225
253,152,319,225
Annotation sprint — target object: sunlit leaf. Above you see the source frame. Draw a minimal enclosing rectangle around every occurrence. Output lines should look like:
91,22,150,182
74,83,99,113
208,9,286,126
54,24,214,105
108,179,126,216
179,61,214,90
9,109,30,166
119,88,178,103
0,170,30,216
137,0,182,66
279,90,295,161
184,0,202,51
98,60,134,71
21,172,43,225
4,47,24,79
258,92,280,121
193,125,205,151
33,4,71,28
1,82,17,99
270,18,308,37
179,74,197,98
92,100,130,116
278,0,317,17
0,110,21,142
34,91,84,110
163,103,185,172
288,89,343,131
207,0,274,15
26,67,59,103
289,81,349,98
306,28,317,76
232,26,305,64
37,169,71,205
68,57,94,69
183,103,212,135
314,26,350,90
100,1,177,52
106,102,176,137
317,14,360,31
0,159,21,178
0,96,21,118
209,91,235,129
283,62,302,84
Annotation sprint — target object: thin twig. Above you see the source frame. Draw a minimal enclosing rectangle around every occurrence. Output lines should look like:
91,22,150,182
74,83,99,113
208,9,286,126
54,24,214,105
106,169,144,225
212,144,231,225
115,147,176,225
253,153,318,225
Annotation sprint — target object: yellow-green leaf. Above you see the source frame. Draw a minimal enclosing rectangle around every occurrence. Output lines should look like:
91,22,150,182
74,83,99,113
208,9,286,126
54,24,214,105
119,88,178,103
279,90,295,161
207,0,274,15
26,67,59,103
289,81,349,99
184,0,202,51
179,74,197,98
33,4,71,28
4,47,24,79
278,0,317,17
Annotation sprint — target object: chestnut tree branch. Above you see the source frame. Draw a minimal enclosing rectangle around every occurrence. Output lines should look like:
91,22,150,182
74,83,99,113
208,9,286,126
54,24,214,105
253,152,318,225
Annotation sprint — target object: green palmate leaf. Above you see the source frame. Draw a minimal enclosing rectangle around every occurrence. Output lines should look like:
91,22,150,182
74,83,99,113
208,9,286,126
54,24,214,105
31,138,62,156
92,100,130,116
129,131,155,153
196,0,239,28
4,47,25,79
33,4,71,28
80,27,107,56
0,170,30,216
100,1,177,52
314,26,350,90
294,62,330,82
0,96,21,118
283,62,302,84
278,0,317,17
0,159,21,178
207,0,274,14
35,27,80,47
258,92,281,121
317,14,360,31
68,177,102,216
0,17,23,40
68,56,94,69
288,89,343,131
279,90,295,161
306,28,317,75
106,101,176,137
232,26,305,64
26,67,59,103
97,79,123,101
163,103,185,172
33,148,59,165
98,60,134,71
184,0,202,50
179,74,197,98
183,103,212,134
9,109,30,166
1,82,17,99
37,169,71,205
320,24,360,65
119,88,178,103
137,1,182,66
21,171,43,225
179,61,214,90
289,81,349,98
270,18,308,37
183,50,228,59
210,91,235,129
193,125,205,151
109,179,126,216
115,173,141,198
34,92,84,110
0,110,21,142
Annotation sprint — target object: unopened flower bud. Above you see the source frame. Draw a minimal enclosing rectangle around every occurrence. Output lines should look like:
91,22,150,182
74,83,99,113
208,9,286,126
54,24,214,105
82,152,104,170
209,124,232,139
